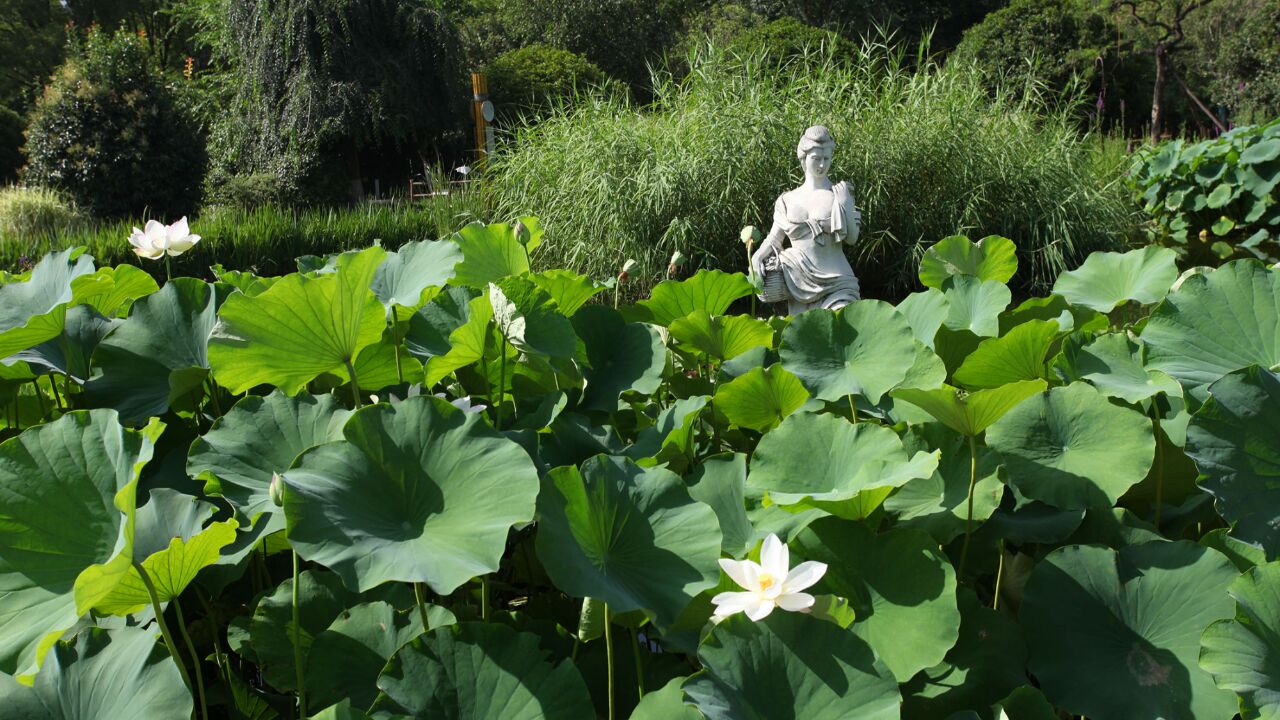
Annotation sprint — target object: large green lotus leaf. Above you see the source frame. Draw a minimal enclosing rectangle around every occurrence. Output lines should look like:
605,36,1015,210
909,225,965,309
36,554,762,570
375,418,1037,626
337,337,425,392
669,310,772,362
632,270,755,327
488,277,577,359
285,396,538,593
747,412,938,517
370,239,461,309
1021,542,1238,720
1142,260,1280,388
404,287,493,386
629,395,710,472
370,621,593,719
249,569,359,692
630,676,701,720
1072,333,1183,404
713,363,808,432
887,424,1005,544
1185,366,1280,558
952,320,1058,389
69,265,158,318
209,246,387,395
0,410,153,677
448,221,533,288
1000,294,1108,336
572,305,666,412
1199,561,1280,720
896,288,950,348
688,453,753,557
0,627,191,719
682,612,900,720
212,264,278,297
896,340,948,393
12,305,118,383
902,589,1027,719
892,380,1045,437
1053,246,1179,312
85,278,219,422
941,276,1010,338
794,519,960,681
188,390,351,526
0,248,94,360
306,600,430,711
919,234,1018,289
779,300,916,403
535,455,721,628
528,269,607,316
987,382,1155,509
93,519,238,616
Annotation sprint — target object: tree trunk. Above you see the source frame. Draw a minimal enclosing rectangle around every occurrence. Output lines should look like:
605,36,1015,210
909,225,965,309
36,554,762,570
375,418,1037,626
1150,42,1166,145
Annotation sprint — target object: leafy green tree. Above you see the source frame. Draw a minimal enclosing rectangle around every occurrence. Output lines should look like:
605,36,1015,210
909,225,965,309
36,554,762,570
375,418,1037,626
0,0,69,180
1112,0,1217,143
209,0,468,204
484,44,608,120
743,0,1001,50
1185,0,1280,124
21,27,205,218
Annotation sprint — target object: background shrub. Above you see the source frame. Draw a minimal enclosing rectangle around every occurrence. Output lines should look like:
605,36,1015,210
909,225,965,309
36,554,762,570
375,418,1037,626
0,107,22,183
485,44,608,120
726,17,855,63
203,171,287,212
490,41,1138,299
21,27,205,219
0,185,82,249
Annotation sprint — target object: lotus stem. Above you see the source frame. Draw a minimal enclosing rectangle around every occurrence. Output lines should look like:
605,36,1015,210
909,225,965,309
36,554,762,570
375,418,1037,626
630,627,645,701
603,603,615,720
958,433,979,579
496,344,506,431
206,377,222,418
47,374,63,411
292,551,307,720
848,395,857,424
480,575,490,621
165,254,172,283
993,539,1005,610
30,380,46,420
135,562,197,703
1150,404,1165,530
343,359,362,409
194,590,229,684
172,597,209,720
414,582,431,631
389,314,404,385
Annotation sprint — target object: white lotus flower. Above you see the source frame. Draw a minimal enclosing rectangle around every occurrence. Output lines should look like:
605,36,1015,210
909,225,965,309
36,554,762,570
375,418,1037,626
128,217,201,259
711,533,827,621
434,392,487,414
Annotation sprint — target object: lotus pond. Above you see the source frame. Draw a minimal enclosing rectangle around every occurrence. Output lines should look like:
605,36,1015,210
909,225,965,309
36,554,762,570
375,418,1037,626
0,222,1278,720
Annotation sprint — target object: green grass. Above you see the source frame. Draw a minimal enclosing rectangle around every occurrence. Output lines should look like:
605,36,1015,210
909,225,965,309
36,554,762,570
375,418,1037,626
493,38,1141,300
0,188,491,278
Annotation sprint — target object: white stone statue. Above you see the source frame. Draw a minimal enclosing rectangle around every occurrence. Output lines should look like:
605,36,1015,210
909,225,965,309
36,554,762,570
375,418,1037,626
750,125,862,314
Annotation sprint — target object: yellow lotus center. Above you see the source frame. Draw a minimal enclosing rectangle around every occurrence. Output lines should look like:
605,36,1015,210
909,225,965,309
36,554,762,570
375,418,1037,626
758,573,776,590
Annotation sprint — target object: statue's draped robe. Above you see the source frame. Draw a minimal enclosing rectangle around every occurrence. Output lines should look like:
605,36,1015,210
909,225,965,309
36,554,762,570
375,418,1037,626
768,181,862,315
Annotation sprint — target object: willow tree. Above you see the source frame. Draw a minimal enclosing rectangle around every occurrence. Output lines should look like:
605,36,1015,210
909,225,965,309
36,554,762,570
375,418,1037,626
211,0,468,203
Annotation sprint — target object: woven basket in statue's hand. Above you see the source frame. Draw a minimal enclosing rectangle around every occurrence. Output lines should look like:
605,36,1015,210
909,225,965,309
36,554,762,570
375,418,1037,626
759,254,788,303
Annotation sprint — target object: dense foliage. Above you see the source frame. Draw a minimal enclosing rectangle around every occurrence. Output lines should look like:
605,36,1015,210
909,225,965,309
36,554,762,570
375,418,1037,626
485,44,609,120
725,16,855,62
21,27,205,219
1128,118,1280,263
0,226,1277,719
206,0,469,205
1185,0,1280,124
491,45,1135,300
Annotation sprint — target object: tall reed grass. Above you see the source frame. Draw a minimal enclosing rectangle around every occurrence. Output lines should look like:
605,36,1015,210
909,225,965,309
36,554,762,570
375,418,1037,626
491,39,1140,299
0,187,489,278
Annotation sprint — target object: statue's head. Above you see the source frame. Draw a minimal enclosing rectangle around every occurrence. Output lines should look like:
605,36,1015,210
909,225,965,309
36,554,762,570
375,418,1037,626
795,125,835,179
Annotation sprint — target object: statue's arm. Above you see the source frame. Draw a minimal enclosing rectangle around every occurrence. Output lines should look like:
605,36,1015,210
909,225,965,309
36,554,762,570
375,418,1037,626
751,197,788,277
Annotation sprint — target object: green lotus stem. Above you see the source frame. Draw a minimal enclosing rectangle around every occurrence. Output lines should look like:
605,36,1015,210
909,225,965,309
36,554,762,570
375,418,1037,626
1151,406,1164,529
630,627,644,700
292,551,307,720
47,374,63,411
194,590,229,684
993,539,1005,610
481,575,491,620
848,395,857,424
496,344,506,431
958,434,979,579
343,359,362,409
603,603,615,720
389,314,404,385
30,380,47,420
613,281,620,309
414,582,431,630
165,254,172,284
135,562,197,701
206,377,222,417
172,597,209,720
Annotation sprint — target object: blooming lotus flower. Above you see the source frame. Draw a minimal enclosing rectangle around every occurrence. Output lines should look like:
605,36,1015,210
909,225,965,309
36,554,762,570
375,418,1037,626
128,217,201,259
711,533,827,621
434,392,487,414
